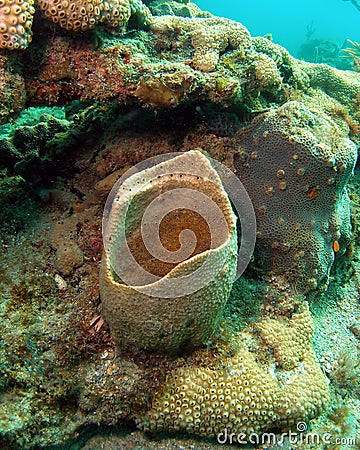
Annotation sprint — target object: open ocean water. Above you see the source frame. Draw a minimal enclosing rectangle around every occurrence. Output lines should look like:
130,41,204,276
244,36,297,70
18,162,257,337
195,0,360,56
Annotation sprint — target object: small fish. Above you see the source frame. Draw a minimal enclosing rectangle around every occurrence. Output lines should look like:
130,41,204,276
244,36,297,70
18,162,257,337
332,240,340,253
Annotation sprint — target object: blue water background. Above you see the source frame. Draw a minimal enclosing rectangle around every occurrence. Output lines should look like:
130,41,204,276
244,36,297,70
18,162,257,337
194,0,360,57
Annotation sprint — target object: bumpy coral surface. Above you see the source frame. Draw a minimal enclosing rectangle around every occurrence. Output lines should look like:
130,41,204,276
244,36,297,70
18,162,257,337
0,3,359,447
0,54,26,121
38,0,151,31
258,302,313,370
139,302,329,436
149,0,208,18
100,151,238,354
38,0,104,31
0,0,151,48
233,100,357,296
246,52,283,95
0,0,34,49
151,15,253,72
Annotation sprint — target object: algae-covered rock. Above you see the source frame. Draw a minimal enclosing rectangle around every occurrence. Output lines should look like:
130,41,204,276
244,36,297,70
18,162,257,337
0,139,22,168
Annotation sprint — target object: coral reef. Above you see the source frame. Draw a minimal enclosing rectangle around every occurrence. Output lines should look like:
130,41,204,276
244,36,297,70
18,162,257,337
0,2,359,448
0,101,358,448
298,38,351,70
0,0,35,49
151,15,253,72
38,0,152,32
233,100,357,296
100,150,238,354
258,301,314,370
148,0,208,18
301,61,360,110
342,39,360,71
0,0,151,50
0,6,358,128
246,52,283,96
139,302,329,436
0,54,26,122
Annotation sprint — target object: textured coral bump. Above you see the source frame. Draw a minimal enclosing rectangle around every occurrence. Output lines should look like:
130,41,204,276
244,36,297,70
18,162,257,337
0,0,35,49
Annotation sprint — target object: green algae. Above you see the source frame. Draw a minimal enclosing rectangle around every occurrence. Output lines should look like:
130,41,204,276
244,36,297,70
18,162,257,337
0,107,66,140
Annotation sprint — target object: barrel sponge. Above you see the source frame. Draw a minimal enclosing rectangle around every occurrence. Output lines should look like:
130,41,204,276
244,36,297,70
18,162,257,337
233,100,357,296
0,0,35,49
139,303,329,436
100,150,238,354
151,15,253,72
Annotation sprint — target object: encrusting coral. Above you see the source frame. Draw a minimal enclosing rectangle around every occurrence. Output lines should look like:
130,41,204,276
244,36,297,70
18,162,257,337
233,100,357,296
100,150,238,354
151,15,253,72
0,0,152,49
38,0,152,31
0,0,35,49
139,302,330,436
258,301,313,370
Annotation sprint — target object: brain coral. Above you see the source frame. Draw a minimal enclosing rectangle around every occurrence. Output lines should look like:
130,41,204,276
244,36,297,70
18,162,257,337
233,100,357,296
139,302,329,436
0,0,35,49
100,151,238,354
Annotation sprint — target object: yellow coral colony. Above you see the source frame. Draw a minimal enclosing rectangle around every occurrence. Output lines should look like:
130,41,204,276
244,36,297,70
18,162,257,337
0,0,151,47
100,150,238,354
38,0,103,31
37,0,136,32
139,302,329,437
0,0,35,49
